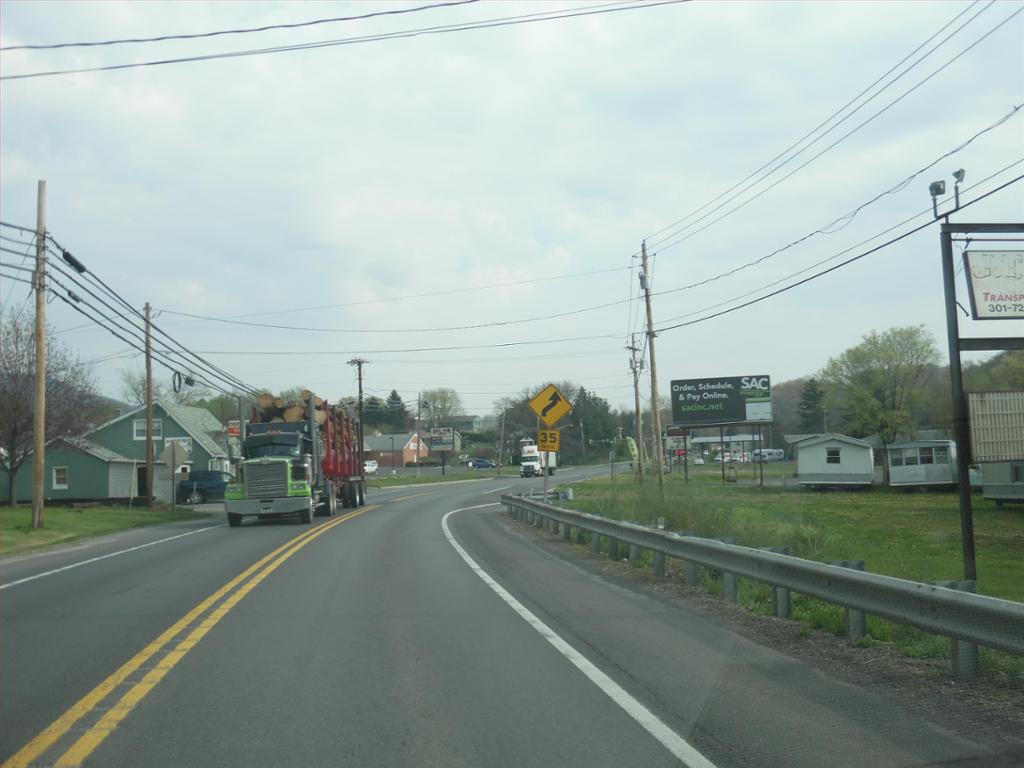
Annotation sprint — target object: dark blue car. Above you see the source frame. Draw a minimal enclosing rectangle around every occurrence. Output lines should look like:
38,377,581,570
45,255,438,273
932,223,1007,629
177,471,235,504
468,458,497,469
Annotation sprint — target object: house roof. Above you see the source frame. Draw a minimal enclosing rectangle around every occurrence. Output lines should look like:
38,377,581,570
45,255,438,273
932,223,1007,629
888,439,955,449
783,433,822,445
59,436,134,463
364,432,416,452
84,399,227,458
795,433,872,449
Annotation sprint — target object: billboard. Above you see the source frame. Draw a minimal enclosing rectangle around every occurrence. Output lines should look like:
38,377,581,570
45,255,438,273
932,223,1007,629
670,376,772,426
429,427,455,451
963,251,1024,320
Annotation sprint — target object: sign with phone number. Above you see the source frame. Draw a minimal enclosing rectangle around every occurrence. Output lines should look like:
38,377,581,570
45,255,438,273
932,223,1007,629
964,251,1024,320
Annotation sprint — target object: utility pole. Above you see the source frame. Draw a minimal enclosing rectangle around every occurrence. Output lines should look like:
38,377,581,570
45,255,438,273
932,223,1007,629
349,358,368,474
145,302,154,508
627,335,645,476
31,180,46,530
498,408,506,476
641,241,666,494
416,394,423,478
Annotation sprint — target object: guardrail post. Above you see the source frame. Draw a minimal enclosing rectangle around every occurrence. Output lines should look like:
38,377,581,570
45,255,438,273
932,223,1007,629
628,543,640,563
828,560,867,640
762,546,792,618
535,512,544,529
930,580,981,679
562,523,571,540
607,537,620,560
718,538,738,602
590,532,601,554
653,551,666,577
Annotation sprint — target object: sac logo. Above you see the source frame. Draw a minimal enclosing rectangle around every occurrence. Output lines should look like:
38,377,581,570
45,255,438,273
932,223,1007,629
740,377,770,390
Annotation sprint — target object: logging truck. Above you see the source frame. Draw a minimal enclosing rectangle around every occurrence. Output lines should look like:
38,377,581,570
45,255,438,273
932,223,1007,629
224,393,365,527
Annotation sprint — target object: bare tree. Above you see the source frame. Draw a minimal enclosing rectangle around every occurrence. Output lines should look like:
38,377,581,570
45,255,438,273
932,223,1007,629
420,387,464,426
0,308,98,517
118,367,211,406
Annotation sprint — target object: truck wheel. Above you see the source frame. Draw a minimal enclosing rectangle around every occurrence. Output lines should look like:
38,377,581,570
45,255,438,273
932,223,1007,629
227,513,242,527
300,501,313,525
356,482,365,507
188,488,205,505
328,485,338,517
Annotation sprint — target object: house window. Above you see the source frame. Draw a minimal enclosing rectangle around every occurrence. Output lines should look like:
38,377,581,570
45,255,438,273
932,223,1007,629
919,447,934,465
891,452,904,467
1012,463,1024,483
826,448,841,464
52,466,68,490
935,447,950,464
133,418,162,440
904,449,919,466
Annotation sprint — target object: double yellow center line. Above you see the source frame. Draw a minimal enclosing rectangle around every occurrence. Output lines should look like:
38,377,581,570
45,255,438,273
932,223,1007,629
3,506,376,768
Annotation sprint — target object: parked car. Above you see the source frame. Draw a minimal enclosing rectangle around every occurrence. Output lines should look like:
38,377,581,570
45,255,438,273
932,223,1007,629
177,471,235,504
469,458,497,469
364,459,379,475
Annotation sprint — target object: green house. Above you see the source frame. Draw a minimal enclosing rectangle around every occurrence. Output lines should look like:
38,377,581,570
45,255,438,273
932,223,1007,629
1,400,230,504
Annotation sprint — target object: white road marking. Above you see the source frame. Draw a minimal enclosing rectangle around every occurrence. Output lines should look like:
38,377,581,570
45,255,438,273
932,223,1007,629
442,504,718,768
0,525,222,591
482,485,514,494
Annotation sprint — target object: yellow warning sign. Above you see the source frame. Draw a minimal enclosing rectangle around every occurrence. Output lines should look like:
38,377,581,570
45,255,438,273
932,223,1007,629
529,383,572,427
538,429,561,453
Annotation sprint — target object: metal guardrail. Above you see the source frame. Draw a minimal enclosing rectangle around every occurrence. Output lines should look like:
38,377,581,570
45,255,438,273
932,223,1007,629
501,495,1024,662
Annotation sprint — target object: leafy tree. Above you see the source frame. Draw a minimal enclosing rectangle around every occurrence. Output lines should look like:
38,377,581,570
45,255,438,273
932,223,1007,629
1,309,99,520
420,388,464,426
797,378,826,433
820,326,940,480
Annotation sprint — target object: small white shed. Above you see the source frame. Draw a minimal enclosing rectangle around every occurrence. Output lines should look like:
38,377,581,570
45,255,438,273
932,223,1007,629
795,433,874,488
887,440,957,489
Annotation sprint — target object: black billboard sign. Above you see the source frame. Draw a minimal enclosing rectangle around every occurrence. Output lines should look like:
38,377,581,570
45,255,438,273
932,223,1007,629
670,376,772,426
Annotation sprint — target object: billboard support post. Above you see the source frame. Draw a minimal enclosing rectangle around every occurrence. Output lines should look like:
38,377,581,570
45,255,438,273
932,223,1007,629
720,427,726,485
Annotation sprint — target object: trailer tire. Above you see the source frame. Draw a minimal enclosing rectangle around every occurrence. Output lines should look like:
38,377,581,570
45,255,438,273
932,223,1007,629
300,500,313,524
227,513,242,527
327,484,337,517
355,482,364,507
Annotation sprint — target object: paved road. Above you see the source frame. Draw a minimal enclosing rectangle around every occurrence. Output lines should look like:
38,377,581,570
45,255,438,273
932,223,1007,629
1,466,1018,767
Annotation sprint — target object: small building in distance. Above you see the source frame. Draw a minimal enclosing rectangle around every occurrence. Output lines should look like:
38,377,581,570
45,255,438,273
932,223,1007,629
793,433,874,489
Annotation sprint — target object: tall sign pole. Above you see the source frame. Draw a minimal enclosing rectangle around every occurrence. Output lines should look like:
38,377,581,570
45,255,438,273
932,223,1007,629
641,242,666,493
628,335,644,476
31,180,47,529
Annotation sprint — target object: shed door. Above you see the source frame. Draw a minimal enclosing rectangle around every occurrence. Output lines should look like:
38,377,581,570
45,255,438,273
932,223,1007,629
108,464,133,498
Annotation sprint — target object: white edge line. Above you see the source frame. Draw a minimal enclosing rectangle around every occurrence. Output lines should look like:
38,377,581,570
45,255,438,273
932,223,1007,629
482,485,514,494
0,524,222,590
442,504,718,768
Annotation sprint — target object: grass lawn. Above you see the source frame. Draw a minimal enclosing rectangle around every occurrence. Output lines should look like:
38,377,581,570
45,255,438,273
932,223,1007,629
0,505,209,557
565,472,1024,675
367,473,494,488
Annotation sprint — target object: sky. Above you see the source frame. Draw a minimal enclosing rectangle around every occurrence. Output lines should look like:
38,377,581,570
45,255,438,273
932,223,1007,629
1,0,1022,419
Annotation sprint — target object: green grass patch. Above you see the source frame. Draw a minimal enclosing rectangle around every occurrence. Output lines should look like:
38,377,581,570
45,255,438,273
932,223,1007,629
0,505,208,557
367,473,493,488
564,474,1024,675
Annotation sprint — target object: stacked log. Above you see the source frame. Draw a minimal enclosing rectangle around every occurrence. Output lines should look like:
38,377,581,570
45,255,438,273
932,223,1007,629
252,390,330,424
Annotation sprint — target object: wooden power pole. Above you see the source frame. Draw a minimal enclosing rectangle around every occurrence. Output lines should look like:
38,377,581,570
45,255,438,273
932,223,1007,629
145,302,154,507
641,241,666,494
31,180,46,530
349,358,368,472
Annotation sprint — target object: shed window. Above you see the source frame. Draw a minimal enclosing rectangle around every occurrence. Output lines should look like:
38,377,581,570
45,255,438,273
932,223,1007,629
891,452,904,467
934,447,950,464
133,418,162,441
52,466,68,490
826,448,841,464
904,450,919,466
919,447,934,465
1013,464,1024,483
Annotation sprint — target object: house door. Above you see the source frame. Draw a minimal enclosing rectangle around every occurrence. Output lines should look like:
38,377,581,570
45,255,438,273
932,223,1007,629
136,466,147,500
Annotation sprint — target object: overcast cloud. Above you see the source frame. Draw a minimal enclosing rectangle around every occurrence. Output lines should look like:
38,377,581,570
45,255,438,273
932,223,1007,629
1,0,1022,416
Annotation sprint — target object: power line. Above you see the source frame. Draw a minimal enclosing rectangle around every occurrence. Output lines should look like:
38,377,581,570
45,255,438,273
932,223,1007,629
0,0,482,51
649,6,1022,254
654,172,1023,334
1,1,688,81
646,105,1022,299
43,249,261,395
655,158,1024,327
147,263,634,326
642,0,990,246
0,220,36,235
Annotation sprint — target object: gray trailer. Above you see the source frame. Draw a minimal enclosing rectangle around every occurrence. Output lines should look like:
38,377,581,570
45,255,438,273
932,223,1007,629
968,391,1024,506
887,440,956,490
